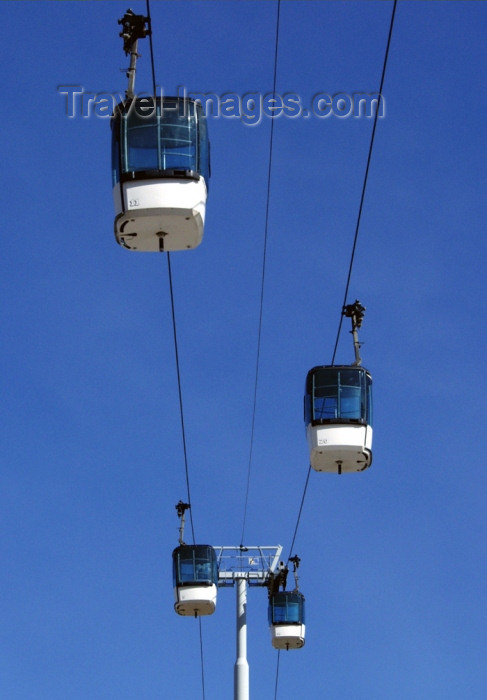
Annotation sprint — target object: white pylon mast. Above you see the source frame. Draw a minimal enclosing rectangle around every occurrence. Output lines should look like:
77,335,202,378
213,545,283,700
235,578,249,698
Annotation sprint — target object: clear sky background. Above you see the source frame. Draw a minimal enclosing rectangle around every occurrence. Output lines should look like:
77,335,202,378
2,1,486,699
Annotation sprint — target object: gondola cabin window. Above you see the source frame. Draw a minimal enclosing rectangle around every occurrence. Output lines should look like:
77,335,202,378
307,367,372,425
173,545,218,586
112,98,209,183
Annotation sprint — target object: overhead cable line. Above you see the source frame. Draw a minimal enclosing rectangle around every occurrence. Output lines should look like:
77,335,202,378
145,0,195,544
331,0,397,365
273,649,281,700
166,256,196,543
145,2,203,697
240,0,281,545
198,617,207,700
275,13,398,693
285,466,312,563
287,0,397,561
146,0,157,97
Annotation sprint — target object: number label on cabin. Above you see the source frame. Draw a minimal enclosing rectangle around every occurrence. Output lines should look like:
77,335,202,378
129,198,140,207
318,438,328,445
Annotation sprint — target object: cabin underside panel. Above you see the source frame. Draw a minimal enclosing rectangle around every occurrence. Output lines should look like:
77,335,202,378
307,424,372,473
113,179,207,251
115,207,204,251
271,623,306,650
174,584,217,617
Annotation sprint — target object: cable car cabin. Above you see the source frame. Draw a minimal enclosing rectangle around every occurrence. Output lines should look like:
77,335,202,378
172,545,218,617
111,97,210,252
268,591,306,650
305,365,373,474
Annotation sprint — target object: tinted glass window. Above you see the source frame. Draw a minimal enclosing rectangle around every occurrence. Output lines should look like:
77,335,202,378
269,594,305,624
122,100,199,173
308,368,371,423
366,373,373,426
340,369,362,417
313,369,338,420
126,120,159,171
111,120,120,186
173,546,217,586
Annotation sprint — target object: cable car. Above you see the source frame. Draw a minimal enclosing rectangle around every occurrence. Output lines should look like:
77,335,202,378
268,591,306,650
111,96,210,251
304,365,373,473
172,544,218,616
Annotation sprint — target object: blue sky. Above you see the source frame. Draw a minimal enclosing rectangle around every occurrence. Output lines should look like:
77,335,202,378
2,1,486,698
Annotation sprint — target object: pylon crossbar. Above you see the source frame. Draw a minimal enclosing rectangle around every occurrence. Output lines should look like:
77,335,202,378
213,545,282,586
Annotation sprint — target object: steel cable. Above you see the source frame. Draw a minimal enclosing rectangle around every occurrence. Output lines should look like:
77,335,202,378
146,1,201,697
331,0,397,364
276,3,397,694
240,0,281,545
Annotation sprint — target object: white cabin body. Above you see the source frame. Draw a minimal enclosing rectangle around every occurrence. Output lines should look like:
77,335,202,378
306,423,372,473
113,178,207,251
305,365,373,474
173,583,217,617
270,622,306,650
111,96,210,252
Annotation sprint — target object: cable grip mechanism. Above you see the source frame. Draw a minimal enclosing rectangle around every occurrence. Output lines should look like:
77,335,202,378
118,9,151,99
175,500,190,545
289,555,301,592
343,299,366,366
